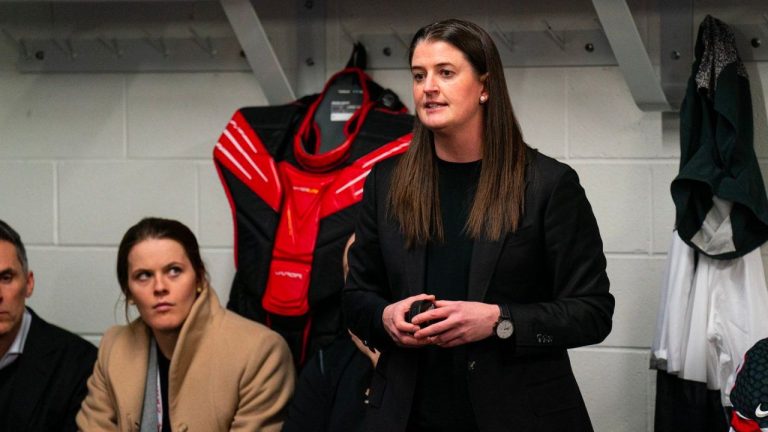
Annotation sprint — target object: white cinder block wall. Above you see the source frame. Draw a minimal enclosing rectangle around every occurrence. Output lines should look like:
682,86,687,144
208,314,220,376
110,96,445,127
2,1,768,431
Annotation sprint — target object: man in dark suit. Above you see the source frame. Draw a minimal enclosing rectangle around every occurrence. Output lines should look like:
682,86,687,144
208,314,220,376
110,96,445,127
0,219,97,431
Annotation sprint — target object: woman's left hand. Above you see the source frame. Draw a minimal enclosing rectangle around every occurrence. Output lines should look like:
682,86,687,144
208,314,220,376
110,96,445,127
411,300,499,348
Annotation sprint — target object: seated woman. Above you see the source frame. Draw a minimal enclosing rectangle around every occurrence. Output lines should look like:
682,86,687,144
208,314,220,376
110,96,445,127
77,217,295,432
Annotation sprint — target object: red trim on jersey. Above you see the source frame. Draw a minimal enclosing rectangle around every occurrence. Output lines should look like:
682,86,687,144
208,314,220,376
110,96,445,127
320,134,411,218
261,135,411,317
214,111,283,212
292,68,375,172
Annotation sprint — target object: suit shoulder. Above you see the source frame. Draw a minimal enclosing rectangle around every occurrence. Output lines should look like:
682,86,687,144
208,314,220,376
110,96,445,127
527,148,572,176
367,154,403,195
31,311,97,357
526,148,579,191
370,154,401,177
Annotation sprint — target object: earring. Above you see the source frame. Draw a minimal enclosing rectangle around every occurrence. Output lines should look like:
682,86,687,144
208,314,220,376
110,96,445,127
480,95,488,104
127,298,135,305
196,285,203,294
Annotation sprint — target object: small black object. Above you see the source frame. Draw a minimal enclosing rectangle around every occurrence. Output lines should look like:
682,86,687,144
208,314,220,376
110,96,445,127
752,38,762,48
584,43,594,53
405,300,435,327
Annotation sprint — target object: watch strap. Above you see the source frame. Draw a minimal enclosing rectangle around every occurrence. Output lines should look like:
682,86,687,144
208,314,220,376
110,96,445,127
498,303,511,321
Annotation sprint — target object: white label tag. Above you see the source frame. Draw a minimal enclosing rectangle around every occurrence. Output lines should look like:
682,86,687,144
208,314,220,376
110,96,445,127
330,100,359,121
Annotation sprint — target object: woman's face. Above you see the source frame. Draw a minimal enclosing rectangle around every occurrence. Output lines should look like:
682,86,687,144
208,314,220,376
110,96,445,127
411,40,487,135
127,238,198,336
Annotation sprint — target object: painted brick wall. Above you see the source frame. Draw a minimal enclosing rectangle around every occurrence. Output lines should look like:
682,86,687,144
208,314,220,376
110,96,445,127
2,3,768,432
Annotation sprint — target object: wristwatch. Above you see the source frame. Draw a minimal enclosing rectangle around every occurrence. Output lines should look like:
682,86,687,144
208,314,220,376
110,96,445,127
494,304,514,339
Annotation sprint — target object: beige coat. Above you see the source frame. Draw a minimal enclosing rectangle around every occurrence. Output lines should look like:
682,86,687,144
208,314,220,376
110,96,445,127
76,287,295,432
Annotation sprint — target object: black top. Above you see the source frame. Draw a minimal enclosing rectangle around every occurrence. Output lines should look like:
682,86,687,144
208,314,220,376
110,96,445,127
158,345,171,432
408,158,480,432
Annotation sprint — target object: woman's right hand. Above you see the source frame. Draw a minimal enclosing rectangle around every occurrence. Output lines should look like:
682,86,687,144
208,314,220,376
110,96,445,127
381,293,435,347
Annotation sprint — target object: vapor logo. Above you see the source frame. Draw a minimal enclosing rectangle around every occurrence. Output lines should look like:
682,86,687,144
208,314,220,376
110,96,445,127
275,271,303,279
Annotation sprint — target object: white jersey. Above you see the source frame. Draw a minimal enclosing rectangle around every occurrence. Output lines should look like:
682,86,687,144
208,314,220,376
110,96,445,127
653,231,768,406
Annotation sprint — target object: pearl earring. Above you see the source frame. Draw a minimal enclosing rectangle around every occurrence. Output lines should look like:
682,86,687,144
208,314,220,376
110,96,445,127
480,95,488,103
196,285,203,294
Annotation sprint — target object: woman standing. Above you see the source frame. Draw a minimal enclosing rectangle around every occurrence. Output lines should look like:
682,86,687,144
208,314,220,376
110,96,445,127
343,19,614,432
77,218,294,431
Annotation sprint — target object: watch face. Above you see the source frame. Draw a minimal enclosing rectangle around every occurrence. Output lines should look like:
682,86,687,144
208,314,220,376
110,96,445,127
496,320,514,339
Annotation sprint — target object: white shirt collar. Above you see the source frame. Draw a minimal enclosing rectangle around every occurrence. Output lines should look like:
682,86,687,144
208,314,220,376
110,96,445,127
0,308,32,370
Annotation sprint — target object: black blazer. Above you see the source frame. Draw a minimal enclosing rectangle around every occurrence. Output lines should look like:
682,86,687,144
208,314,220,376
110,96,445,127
1,308,97,432
343,149,614,432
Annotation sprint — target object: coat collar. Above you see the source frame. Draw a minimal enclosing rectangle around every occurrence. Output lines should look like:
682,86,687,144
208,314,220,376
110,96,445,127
111,287,222,427
169,286,217,396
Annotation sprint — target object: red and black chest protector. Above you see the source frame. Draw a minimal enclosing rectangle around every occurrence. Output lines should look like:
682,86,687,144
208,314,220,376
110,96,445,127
214,65,413,366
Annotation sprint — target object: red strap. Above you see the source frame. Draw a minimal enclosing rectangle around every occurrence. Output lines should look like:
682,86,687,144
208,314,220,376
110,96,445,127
299,316,312,365
262,163,335,316
293,68,374,172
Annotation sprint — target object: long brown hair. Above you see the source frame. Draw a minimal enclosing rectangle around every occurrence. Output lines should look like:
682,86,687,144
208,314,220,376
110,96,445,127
388,19,527,247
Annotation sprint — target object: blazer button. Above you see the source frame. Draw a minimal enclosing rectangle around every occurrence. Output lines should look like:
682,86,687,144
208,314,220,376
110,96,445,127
468,360,476,371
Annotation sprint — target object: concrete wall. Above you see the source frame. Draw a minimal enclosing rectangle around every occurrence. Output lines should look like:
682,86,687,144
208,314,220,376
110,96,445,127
1,1,768,431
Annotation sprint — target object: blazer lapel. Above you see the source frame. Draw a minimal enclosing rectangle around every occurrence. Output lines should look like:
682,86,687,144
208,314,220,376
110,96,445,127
468,149,534,301
468,237,505,301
